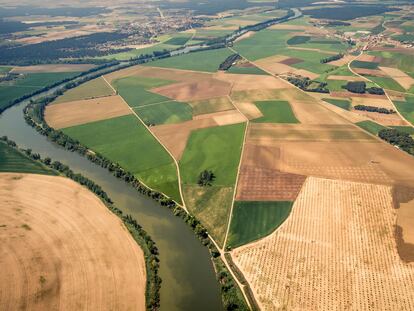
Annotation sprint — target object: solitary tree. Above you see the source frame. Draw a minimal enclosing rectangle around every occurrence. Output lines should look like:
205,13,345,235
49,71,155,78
198,170,216,186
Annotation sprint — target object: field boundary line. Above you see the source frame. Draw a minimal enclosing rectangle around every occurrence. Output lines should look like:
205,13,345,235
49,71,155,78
131,99,178,109
102,75,188,211
347,49,414,128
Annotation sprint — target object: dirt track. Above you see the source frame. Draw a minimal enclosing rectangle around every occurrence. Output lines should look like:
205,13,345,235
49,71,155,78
0,173,146,310
232,177,414,310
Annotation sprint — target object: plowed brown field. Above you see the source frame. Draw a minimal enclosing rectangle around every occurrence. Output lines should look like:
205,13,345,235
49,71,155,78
0,173,146,310
232,177,414,311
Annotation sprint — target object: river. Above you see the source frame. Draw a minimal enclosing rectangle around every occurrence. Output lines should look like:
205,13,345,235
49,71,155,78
0,100,223,310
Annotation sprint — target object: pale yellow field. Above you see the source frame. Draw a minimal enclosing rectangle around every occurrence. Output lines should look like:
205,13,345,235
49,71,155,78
232,177,414,311
0,173,146,310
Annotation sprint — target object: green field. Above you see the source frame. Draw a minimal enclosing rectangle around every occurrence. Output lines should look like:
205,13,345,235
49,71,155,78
322,98,351,110
391,126,414,135
355,120,385,135
183,185,234,246
180,123,245,186
0,72,79,110
366,76,405,92
112,76,172,107
351,60,379,69
325,80,348,92
227,201,293,248
253,100,299,123
369,51,414,72
134,101,192,125
62,115,180,202
0,66,11,73
0,142,55,175
287,35,311,45
53,77,114,104
189,97,234,115
145,48,234,72
394,96,414,125
164,33,193,46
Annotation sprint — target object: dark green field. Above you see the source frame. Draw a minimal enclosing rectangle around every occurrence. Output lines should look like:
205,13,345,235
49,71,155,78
351,60,379,69
112,76,172,107
287,35,310,45
356,120,385,135
227,201,293,248
0,142,55,175
0,72,80,110
391,126,414,135
253,100,299,123
227,65,268,75
180,123,245,186
323,98,351,110
367,76,405,92
394,96,414,125
62,115,180,202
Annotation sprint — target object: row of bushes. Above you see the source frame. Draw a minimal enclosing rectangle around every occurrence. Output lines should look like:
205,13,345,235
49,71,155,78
219,54,242,71
378,129,414,156
287,76,329,93
320,53,344,64
0,136,161,311
345,81,385,95
354,105,395,114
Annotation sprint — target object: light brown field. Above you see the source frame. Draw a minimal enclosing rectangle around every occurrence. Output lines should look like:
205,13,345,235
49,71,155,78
151,119,218,160
10,64,95,73
45,95,132,129
234,31,256,43
328,75,366,82
354,110,408,126
289,101,348,124
353,68,388,77
358,54,381,62
151,78,231,101
214,71,289,91
231,87,317,104
246,123,414,186
328,54,355,67
331,91,387,99
232,102,263,120
232,177,414,311
188,96,235,115
293,69,320,80
194,110,246,125
104,65,211,84
236,143,306,201
380,66,414,90
0,173,146,311
253,55,319,78
350,96,395,109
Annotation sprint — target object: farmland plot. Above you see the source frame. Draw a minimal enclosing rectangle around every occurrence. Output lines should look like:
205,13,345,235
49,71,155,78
232,177,414,311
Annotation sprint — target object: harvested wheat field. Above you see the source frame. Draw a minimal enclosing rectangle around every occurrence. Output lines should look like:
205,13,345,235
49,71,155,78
328,54,355,67
236,142,306,201
331,91,387,99
151,78,231,101
45,95,132,129
151,118,218,160
10,64,95,73
350,96,395,109
194,110,246,125
105,65,212,84
246,123,414,186
232,102,263,120
328,75,366,82
289,101,347,124
254,55,297,75
232,177,414,311
214,71,289,91
380,66,414,90
353,68,388,77
354,110,407,126
0,173,146,311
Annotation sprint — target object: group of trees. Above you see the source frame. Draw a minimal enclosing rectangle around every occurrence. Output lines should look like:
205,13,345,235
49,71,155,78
287,75,329,93
218,54,242,71
198,170,216,186
0,135,162,310
320,53,344,64
345,81,385,95
378,129,414,155
354,105,395,114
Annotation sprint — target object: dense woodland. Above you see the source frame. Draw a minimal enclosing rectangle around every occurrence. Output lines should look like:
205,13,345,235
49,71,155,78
354,105,395,114
379,129,414,156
